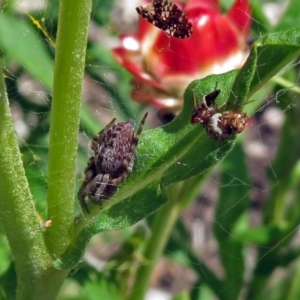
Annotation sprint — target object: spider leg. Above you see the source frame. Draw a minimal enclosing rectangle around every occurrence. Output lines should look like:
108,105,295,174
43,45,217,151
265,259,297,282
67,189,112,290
126,158,134,176
78,181,90,214
192,89,205,108
91,118,117,152
78,158,97,214
96,160,132,204
113,159,134,187
214,102,228,112
134,112,148,143
93,173,110,206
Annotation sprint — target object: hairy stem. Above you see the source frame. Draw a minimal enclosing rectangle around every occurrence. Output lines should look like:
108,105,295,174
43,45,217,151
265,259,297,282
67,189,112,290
45,0,92,257
0,54,54,299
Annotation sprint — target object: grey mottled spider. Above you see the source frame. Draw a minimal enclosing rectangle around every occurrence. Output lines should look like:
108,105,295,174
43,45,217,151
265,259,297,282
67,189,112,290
78,113,148,213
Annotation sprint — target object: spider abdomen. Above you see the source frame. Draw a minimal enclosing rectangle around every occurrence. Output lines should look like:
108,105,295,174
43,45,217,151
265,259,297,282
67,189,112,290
95,120,136,174
205,113,232,140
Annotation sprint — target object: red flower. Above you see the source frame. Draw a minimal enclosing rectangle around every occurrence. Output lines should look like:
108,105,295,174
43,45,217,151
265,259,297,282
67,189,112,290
113,0,251,112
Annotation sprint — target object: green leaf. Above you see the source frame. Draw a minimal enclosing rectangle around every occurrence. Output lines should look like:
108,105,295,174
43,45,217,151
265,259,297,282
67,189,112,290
0,14,101,139
249,28,300,99
234,224,281,244
59,71,238,269
60,28,300,269
81,277,122,300
0,14,53,90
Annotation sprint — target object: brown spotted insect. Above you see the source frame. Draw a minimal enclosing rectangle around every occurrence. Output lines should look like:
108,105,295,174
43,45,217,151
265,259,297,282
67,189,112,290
78,113,148,213
136,0,193,39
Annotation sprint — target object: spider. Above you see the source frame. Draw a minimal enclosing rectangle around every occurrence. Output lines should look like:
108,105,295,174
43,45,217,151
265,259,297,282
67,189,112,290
78,113,148,213
221,110,248,133
205,113,232,140
191,87,249,140
191,88,227,125
205,108,248,140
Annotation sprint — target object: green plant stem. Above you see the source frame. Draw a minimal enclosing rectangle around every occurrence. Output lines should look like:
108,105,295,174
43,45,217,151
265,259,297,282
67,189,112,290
45,0,92,256
128,176,204,300
128,192,181,300
0,56,58,299
272,76,300,94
